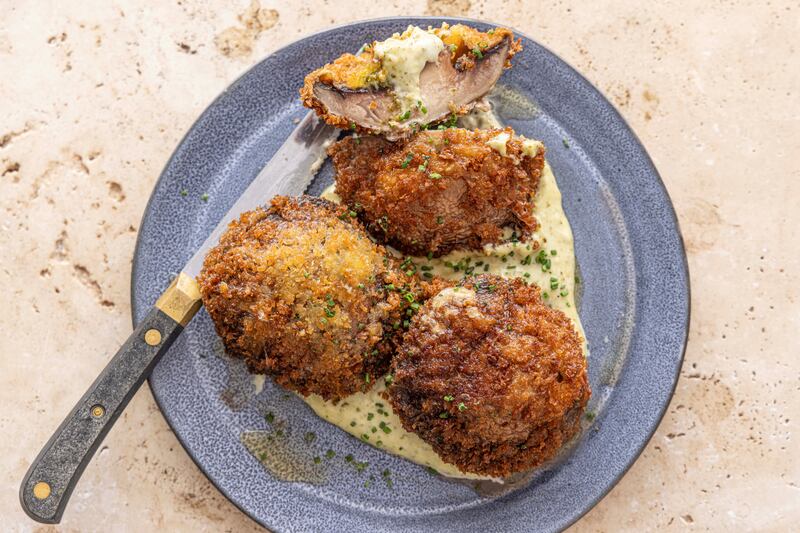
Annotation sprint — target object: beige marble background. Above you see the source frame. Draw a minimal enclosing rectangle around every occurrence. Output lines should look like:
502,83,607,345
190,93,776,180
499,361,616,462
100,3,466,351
1,1,797,531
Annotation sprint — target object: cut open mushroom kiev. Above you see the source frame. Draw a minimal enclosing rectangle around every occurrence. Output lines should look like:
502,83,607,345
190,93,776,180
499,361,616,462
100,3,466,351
301,24,521,138
198,24,589,477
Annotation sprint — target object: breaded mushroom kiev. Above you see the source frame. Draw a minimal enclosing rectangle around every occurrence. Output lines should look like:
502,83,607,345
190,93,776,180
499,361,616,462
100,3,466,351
197,196,435,402
388,275,590,477
330,127,545,257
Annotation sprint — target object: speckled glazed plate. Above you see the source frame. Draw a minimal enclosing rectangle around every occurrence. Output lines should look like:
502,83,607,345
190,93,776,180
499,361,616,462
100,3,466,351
132,17,689,533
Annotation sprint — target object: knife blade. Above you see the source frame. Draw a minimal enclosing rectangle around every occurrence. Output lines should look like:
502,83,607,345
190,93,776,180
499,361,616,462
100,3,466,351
184,111,337,278
20,110,339,524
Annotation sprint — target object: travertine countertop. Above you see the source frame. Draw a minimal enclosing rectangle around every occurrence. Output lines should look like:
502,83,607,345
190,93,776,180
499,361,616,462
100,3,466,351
1,1,797,531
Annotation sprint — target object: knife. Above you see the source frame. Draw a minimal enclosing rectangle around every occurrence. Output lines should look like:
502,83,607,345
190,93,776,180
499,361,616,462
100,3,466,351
19,111,339,524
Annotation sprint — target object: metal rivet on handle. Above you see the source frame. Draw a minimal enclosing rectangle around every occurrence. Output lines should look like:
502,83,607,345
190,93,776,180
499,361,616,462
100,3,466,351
144,329,162,346
91,405,105,418
33,481,51,500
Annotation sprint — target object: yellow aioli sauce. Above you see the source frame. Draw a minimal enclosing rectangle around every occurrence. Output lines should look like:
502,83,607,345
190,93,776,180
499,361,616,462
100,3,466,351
296,119,586,480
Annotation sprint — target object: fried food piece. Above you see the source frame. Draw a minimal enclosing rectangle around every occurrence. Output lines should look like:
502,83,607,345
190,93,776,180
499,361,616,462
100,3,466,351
330,127,545,257
197,195,431,402
388,275,590,477
300,24,521,138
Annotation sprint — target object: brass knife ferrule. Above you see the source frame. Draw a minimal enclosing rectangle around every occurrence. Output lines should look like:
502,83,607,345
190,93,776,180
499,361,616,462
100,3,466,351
155,272,202,326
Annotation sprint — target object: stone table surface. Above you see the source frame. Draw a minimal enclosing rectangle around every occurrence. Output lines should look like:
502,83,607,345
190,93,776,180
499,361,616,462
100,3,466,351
1,1,797,531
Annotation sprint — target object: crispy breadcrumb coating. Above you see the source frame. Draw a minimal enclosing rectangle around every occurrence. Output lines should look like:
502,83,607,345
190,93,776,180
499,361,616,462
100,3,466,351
330,127,545,256
197,195,433,402
388,275,590,477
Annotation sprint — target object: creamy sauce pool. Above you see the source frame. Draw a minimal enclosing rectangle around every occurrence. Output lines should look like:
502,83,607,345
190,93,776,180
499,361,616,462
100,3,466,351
248,106,585,481
299,137,586,480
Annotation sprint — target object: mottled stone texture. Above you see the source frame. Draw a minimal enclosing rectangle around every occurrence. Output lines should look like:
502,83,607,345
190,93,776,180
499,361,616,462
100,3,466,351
0,1,797,531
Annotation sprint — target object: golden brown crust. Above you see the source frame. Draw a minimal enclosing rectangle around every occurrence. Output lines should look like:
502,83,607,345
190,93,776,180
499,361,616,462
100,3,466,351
433,25,521,70
300,25,521,133
387,275,590,477
330,128,545,256
197,195,431,402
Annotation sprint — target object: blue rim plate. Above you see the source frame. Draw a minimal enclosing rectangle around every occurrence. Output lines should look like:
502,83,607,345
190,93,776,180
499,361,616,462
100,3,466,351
132,16,689,533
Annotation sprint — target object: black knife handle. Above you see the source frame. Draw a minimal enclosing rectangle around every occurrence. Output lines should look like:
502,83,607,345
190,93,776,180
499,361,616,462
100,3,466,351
20,273,201,524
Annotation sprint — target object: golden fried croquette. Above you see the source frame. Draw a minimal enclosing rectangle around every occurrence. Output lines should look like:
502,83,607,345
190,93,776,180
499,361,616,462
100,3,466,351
329,127,545,257
197,195,432,402
387,275,590,477
300,24,521,137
